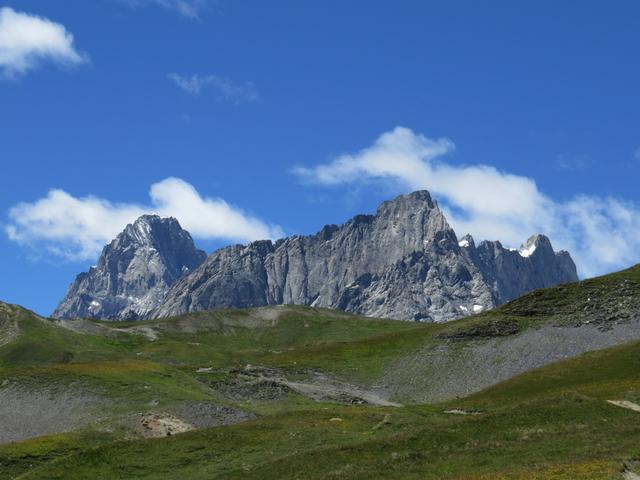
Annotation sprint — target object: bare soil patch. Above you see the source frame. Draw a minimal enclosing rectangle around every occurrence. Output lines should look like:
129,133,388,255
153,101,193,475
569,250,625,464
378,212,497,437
135,413,194,438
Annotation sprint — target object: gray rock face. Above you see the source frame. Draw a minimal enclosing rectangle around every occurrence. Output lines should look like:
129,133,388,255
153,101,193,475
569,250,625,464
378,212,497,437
472,234,578,304
52,215,206,320
153,191,578,322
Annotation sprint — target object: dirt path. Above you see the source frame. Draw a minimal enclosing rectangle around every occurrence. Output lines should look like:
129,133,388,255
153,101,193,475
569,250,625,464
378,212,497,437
59,319,160,341
56,318,119,336
241,367,402,407
607,400,640,413
251,306,286,322
444,409,482,415
119,325,159,341
281,378,402,407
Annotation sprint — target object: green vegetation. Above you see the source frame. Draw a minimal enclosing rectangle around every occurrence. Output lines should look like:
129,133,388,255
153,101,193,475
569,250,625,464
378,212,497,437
5,339,640,479
0,265,639,479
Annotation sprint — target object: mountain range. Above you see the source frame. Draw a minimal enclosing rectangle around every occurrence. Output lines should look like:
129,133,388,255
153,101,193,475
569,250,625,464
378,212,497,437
53,190,578,322
5,193,640,480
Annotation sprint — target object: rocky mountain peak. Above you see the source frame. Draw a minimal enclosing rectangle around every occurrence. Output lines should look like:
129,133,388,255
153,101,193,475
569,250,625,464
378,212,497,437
119,214,169,246
518,234,551,258
458,234,475,249
55,190,579,323
376,190,451,237
377,190,435,211
52,215,206,320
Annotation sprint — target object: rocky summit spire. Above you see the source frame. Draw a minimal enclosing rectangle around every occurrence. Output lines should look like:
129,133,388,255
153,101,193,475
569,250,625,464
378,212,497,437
52,215,206,320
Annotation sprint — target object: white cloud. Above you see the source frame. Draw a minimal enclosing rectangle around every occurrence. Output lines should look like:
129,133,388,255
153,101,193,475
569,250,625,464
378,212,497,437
5,177,283,261
168,73,259,103
120,0,206,18
293,126,640,278
148,178,282,241
0,7,86,78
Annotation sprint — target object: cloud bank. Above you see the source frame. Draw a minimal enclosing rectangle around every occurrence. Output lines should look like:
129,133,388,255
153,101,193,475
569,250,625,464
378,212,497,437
294,127,640,277
168,73,259,103
0,7,86,78
5,178,283,261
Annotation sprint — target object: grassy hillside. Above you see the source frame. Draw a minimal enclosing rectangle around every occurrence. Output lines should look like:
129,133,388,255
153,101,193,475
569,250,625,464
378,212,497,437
0,264,639,479
3,332,640,479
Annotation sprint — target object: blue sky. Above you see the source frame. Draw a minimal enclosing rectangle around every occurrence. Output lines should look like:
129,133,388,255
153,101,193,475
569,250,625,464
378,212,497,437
1,0,639,315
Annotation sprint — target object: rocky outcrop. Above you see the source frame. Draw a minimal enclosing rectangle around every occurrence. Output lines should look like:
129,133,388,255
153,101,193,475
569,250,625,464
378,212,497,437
152,191,578,322
52,215,206,320
54,191,578,322
471,234,578,304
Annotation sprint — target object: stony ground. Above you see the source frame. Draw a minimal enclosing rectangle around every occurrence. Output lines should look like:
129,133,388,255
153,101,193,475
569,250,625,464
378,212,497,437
0,383,107,443
382,317,640,403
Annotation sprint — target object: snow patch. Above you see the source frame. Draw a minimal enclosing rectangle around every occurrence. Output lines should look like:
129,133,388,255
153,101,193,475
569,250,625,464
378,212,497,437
458,239,470,248
131,219,153,244
458,305,468,312
519,244,537,258
472,304,484,313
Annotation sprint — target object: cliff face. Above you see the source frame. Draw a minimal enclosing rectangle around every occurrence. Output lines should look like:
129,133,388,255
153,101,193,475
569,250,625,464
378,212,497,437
152,191,578,322
52,215,206,320
54,191,578,322
472,234,578,304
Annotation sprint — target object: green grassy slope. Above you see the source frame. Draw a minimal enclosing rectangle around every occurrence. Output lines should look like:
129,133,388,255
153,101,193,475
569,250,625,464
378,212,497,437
0,305,421,369
4,333,640,479
0,264,639,479
0,305,429,401
4,262,636,381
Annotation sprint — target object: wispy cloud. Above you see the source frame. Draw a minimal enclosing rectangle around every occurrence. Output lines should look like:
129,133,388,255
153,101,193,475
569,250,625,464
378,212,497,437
555,153,590,171
168,73,259,103
0,7,87,78
293,126,640,278
119,0,207,19
634,147,640,162
5,178,283,261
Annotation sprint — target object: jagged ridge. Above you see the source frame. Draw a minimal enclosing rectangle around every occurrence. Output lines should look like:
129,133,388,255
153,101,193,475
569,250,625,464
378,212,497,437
152,191,577,322
53,191,577,322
